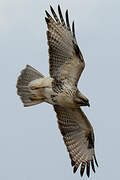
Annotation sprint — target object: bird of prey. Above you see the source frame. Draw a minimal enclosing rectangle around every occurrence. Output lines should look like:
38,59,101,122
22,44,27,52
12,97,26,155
16,5,98,177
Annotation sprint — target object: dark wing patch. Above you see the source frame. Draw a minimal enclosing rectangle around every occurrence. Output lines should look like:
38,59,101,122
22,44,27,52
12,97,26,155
73,41,84,62
54,105,98,177
87,132,94,149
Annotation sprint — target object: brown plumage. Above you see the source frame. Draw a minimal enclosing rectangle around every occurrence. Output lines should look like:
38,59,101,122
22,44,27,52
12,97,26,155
16,5,98,177
54,105,98,177
45,5,84,86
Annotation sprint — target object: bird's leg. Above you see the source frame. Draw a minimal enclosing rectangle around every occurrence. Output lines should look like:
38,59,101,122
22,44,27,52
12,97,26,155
30,96,45,101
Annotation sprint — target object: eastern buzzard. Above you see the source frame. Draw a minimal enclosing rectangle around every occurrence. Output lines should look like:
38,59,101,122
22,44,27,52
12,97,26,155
16,5,98,177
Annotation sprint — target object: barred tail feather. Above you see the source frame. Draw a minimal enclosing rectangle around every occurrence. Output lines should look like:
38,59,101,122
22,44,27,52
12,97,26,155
16,65,44,107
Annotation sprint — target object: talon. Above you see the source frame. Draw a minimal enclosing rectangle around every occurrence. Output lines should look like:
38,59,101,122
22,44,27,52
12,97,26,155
30,85,40,90
30,96,44,101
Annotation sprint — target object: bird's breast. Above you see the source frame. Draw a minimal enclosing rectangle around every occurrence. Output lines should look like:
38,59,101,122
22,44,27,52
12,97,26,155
55,87,77,108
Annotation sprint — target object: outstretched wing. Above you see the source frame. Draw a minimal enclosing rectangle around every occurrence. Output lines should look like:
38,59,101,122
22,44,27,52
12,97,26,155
54,105,98,177
45,5,85,86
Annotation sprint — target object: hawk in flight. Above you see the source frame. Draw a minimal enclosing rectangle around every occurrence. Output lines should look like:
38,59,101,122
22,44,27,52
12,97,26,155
16,5,98,177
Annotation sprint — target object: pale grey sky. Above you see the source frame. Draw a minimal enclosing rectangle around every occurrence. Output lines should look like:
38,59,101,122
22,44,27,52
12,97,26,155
0,0,120,179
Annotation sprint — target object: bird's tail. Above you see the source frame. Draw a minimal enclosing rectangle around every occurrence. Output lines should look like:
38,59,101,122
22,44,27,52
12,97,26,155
16,65,45,107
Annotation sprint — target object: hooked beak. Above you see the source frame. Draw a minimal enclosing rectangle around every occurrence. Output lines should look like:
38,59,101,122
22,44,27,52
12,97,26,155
87,101,90,107
74,97,90,107
81,100,90,107
74,91,90,107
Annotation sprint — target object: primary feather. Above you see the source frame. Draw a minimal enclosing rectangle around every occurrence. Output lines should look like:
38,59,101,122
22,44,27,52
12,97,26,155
45,5,85,86
54,105,98,177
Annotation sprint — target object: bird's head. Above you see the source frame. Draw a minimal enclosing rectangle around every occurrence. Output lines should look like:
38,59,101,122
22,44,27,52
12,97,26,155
74,91,90,107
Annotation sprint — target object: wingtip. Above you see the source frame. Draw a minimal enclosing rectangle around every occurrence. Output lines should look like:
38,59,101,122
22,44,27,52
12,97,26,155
91,159,96,173
58,4,61,13
58,4,60,9
80,163,85,177
58,4,65,26
45,17,50,24
71,159,76,167
86,162,90,177
65,9,71,31
50,5,53,11
65,9,69,20
66,9,68,13
65,10,68,19
45,10,50,18
50,5,60,23
94,154,99,167
73,166,78,173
